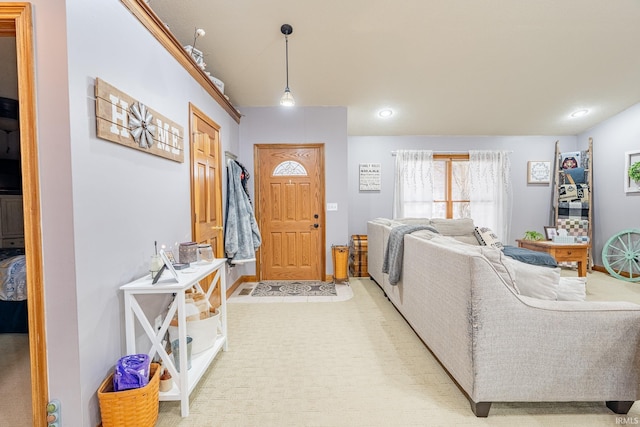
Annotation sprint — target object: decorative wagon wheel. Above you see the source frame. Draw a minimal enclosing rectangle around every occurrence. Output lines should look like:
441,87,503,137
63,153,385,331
602,229,640,282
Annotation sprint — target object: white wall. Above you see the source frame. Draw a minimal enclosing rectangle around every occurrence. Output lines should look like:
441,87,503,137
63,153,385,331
578,103,640,265
20,0,241,425
239,106,349,274
348,135,578,244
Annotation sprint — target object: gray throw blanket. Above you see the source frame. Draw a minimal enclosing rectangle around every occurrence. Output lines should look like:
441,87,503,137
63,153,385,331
224,160,262,264
383,225,438,285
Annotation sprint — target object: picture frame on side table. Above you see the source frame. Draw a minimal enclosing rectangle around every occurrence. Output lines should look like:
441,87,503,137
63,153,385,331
544,226,558,241
159,249,180,282
527,161,551,184
164,250,176,264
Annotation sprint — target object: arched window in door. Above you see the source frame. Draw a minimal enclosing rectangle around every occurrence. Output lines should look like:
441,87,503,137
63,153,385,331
273,160,308,176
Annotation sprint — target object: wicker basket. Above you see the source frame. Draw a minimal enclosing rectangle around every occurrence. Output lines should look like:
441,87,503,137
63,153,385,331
98,362,160,427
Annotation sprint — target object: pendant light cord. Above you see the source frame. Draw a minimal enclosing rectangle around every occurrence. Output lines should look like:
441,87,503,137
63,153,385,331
285,34,290,90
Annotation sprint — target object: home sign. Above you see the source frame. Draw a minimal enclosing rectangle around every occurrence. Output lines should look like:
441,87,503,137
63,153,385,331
95,78,184,162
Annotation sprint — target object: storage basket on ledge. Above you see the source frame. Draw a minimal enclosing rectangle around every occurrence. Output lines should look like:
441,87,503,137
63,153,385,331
98,362,160,427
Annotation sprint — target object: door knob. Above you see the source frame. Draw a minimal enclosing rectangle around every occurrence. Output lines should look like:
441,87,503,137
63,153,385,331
313,223,319,228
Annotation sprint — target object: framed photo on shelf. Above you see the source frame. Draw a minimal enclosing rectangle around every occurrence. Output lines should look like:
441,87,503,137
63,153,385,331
159,249,180,282
164,250,176,264
527,161,551,184
544,226,558,241
624,150,640,193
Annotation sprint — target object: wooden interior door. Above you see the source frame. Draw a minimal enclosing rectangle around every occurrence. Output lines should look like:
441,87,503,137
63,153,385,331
1,4,47,425
255,144,325,280
190,104,223,307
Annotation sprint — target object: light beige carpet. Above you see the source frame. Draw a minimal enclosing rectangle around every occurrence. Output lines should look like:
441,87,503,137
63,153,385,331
157,271,640,426
0,333,32,427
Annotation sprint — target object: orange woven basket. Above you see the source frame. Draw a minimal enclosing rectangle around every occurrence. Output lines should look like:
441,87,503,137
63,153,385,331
98,362,160,427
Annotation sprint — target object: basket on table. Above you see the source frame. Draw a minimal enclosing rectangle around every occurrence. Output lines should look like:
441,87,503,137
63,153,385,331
98,362,160,427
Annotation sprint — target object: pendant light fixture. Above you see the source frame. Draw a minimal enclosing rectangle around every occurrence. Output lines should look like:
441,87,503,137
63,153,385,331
279,24,295,107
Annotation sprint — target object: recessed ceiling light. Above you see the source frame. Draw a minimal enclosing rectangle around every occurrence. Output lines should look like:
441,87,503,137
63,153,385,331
378,109,394,118
570,109,589,118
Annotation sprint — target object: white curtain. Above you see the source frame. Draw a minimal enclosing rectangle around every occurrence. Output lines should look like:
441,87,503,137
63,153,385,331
393,150,433,219
468,150,512,241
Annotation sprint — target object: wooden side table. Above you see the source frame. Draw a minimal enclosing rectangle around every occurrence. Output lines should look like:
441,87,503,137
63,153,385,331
516,239,590,277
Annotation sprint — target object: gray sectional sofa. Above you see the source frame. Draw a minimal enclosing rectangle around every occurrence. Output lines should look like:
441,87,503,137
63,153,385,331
367,217,640,417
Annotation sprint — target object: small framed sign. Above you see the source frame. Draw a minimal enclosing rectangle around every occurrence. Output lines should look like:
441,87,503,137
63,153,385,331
359,163,381,191
527,161,551,184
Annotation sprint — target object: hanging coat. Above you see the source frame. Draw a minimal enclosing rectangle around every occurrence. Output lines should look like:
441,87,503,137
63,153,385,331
224,160,261,264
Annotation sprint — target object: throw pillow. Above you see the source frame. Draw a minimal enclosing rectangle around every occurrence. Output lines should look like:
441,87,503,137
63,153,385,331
501,245,558,267
503,257,560,300
556,277,587,301
474,226,504,249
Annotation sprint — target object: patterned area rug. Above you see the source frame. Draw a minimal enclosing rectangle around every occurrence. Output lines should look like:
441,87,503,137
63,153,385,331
251,281,337,297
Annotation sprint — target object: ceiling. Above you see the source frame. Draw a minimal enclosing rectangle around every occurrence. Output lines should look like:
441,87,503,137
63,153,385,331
147,0,640,136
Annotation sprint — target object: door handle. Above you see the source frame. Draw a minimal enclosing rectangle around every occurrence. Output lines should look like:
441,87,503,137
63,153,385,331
312,223,319,229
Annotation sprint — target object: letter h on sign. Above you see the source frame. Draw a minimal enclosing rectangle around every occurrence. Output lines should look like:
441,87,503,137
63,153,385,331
109,94,129,137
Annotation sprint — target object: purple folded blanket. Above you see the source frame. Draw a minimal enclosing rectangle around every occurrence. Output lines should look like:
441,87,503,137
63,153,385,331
113,353,151,391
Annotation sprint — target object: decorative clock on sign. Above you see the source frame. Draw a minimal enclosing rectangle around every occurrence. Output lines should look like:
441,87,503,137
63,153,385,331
128,102,156,149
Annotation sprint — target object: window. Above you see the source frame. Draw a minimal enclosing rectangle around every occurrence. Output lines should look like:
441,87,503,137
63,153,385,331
432,154,470,219
393,150,511,240
273,160,307,176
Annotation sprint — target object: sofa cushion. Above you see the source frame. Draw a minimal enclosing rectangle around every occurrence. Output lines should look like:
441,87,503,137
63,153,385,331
504,258,560,300
370,218,394,225
397,217,432,225
480,247,518,293
474,226,504,249
557,277,587,301
452,234,483,246
431,218,476,235
411,229,440,240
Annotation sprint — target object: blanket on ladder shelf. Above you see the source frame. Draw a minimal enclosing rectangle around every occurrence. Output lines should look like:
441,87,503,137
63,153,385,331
383,225,438,285
224,160,262,264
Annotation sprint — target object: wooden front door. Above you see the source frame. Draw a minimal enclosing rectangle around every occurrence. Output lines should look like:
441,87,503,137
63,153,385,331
255,144,325,280
190,104,223,306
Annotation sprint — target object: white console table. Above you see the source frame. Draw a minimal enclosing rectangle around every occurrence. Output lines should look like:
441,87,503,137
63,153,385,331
120,258,227,417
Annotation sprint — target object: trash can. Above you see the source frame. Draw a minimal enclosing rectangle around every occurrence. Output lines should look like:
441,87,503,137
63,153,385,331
332,245,349,284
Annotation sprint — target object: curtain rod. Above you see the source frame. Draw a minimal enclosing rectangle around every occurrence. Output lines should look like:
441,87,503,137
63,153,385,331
391,150,468,155
390,150,513,155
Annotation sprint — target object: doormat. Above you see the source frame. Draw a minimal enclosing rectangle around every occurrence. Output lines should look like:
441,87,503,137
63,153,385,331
251,281,337,297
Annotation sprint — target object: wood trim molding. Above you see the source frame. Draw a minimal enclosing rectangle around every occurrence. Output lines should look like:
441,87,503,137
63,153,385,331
119,0,241,124
591,264,635,280
0,19,14,36
227,275,257,298
1,3,48,425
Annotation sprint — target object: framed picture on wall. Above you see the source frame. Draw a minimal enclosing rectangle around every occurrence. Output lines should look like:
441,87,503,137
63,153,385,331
359,163,381,191
527,161,551,184
625,150,640,193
